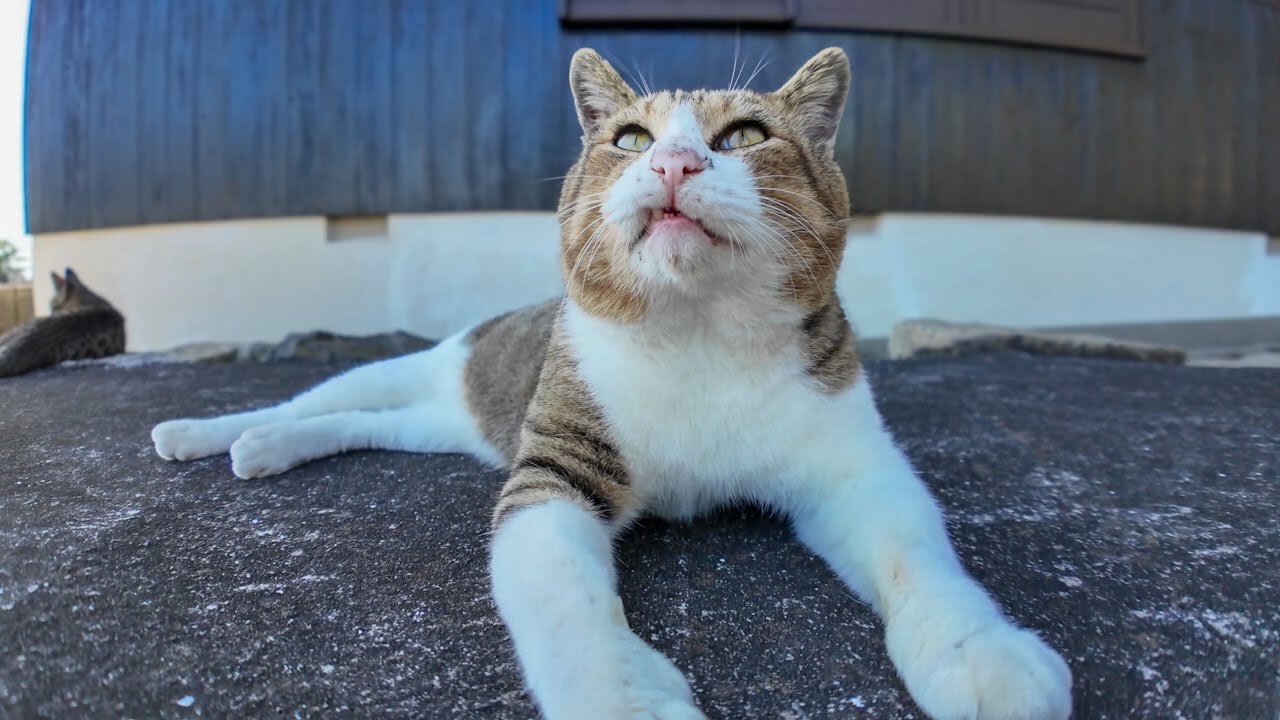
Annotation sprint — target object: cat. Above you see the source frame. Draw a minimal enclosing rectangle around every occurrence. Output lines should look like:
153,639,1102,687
0,268,126,378
151,48,1071,720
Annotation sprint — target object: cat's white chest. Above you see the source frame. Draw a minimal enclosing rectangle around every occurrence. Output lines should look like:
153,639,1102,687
563,304,860,518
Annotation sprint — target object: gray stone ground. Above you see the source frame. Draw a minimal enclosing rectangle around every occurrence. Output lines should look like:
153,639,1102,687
1,355,1277,719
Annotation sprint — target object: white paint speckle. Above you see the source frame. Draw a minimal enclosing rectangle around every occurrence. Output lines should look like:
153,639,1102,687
1060,576,1083,588
1191,545,1240,558
176,695,195,707
321,664,335,674
234,582,279,593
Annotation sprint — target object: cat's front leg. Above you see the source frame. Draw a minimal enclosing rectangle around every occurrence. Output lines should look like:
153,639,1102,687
491,496,703,720
782,395,1071,719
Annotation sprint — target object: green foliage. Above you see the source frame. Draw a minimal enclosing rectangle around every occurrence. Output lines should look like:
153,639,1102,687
0,239,23,283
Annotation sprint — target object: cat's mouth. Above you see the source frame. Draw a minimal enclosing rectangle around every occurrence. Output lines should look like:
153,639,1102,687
640,207,727,247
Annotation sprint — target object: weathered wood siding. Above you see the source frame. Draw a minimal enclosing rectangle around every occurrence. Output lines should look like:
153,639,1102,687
24,0,1280,234
0,284,35,335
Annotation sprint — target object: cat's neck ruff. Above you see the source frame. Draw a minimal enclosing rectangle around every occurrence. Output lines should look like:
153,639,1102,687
562,294,810,367
565,262,820,355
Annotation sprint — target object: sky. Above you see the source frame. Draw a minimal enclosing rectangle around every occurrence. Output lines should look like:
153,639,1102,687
1,0,30,278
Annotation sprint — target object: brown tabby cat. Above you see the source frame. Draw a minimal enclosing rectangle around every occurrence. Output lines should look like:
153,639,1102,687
153,49,1071,720
0,269,125,378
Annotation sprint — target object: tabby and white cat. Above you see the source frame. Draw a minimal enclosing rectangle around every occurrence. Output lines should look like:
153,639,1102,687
0,268,125,378
152,48,1071,720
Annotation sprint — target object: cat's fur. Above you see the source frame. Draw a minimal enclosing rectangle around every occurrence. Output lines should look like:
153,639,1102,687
151,49,1072,720
0,269,125,378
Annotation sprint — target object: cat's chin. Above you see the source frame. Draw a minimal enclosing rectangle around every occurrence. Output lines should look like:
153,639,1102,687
637,221,726,275
633,234,735,293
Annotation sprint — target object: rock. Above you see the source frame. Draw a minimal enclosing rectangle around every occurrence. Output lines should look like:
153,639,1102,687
150,331,437,366
264,330,435,363
159,342,241,364
59,353,169,369
235,342,276,363
889,319,1186,364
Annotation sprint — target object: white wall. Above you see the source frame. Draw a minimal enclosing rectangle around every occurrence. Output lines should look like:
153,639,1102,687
33,212,1279,351
33,214,563,351
839,214,1280,338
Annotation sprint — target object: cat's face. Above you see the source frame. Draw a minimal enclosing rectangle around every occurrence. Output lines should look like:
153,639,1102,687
558,48,851,323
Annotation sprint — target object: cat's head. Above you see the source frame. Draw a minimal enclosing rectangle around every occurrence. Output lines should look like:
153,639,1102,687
558,47,851,324
50,268,112,313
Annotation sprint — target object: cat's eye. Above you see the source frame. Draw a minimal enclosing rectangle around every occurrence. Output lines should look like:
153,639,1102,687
715,123,768,151
614,128,653,152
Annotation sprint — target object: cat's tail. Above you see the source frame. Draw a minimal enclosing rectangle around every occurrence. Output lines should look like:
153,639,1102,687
0,326,52,378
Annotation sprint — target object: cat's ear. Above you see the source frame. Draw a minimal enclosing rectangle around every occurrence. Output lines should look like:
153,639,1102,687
50,271,64,291
774,47,850,154
64,268,80,286
569,48,637,135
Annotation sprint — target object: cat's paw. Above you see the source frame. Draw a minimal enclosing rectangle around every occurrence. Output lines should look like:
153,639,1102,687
229,425,302,479
615,628,705,720
889,618,1071,720
152,419,238,461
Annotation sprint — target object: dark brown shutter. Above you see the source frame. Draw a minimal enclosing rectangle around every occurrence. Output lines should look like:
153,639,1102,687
560,0,794,26
795,0,1145,57
561,0,1145,58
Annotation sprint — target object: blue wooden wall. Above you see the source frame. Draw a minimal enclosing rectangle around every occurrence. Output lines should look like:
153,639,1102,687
23,0,1280,234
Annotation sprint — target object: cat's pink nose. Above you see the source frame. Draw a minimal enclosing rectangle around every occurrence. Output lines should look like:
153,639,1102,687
650,149,708,198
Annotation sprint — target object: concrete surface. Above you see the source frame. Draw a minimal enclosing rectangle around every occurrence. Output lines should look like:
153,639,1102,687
1188,342,1280,369
1,355,1278,719
1048,316,1280,353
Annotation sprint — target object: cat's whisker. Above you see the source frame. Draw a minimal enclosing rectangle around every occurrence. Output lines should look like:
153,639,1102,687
759,198,839,240
549,175,618,183
558,196,605,214
567,224,608,288
566,219,609,282
758,201,842,272
730,211,819,292
704,206,741,274
762,212,824,278
733,219,805,304
751,174,816,184
558,199,606,219
557,193,608,218
579,222,617,284
609,53,652,98
742,53,771,90
569,214,607,245
635,63,655,96
569,213,608,246
753,212,824,290
758,198,824,237
756,186,842,220
758,205,845,275
728,33,742,91
617,53,654,97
